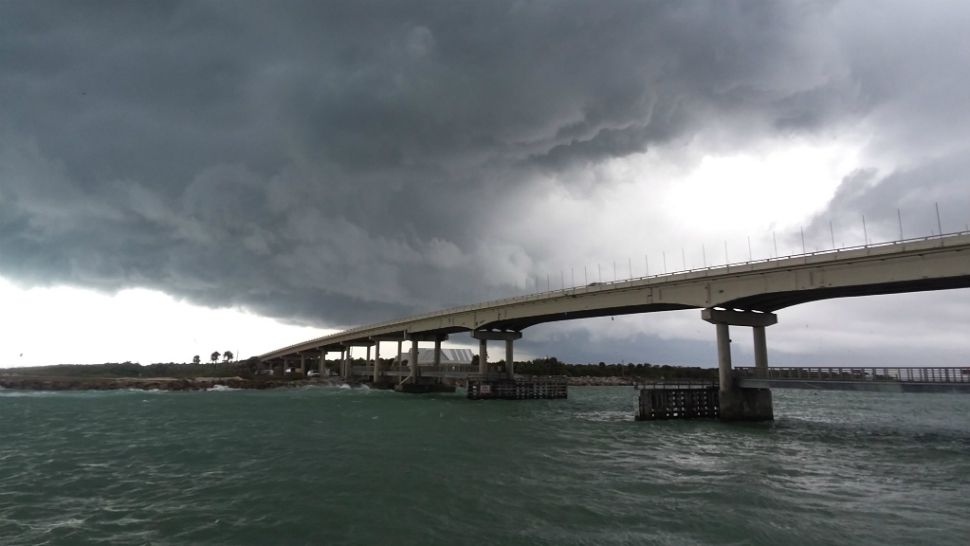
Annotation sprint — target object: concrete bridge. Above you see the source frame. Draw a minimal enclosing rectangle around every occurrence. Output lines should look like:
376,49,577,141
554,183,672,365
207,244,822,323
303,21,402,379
735,366,970,393
260,231,970,416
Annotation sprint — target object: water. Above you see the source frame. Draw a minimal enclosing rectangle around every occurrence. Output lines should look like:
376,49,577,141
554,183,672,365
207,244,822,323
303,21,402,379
1,386,968,545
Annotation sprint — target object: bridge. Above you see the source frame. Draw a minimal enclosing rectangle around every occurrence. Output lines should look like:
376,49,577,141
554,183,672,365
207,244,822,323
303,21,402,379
260,231,970,416
735,366,970,393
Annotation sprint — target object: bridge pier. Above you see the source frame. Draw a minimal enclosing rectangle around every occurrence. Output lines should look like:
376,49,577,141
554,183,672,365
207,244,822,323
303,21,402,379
753,325,768,376
472,330,523,379
372,341,382,383
478,338,488,375
392,333,451,393
368,334,409,388
702,308,777,421
341,341,375,382
410,340,419,381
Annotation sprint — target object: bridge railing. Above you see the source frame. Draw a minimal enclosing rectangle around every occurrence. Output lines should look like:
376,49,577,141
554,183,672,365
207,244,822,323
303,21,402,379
735,366,970,383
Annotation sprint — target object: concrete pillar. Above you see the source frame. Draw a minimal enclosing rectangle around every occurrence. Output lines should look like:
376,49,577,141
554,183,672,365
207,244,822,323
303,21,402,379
702,308,777,391
396,340,403,372
409,340,419,380
716,322,732,391
319,351,326,375
299,354,306,375
342,349,350,379
433,338,442,368
478,338,488,375
753,325,768,377
505,338,514,379
372,342,381,383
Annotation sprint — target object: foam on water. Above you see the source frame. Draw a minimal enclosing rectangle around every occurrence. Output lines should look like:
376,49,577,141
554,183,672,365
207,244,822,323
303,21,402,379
205,385,237,392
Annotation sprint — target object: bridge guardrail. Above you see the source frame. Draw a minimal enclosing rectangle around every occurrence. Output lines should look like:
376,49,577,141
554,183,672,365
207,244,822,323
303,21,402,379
735,366,970,383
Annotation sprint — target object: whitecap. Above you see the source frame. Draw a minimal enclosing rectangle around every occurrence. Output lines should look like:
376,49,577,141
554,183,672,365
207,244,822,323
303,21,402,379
206,384,238,392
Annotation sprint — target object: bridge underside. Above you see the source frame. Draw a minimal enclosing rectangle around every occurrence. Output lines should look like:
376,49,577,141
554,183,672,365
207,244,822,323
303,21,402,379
726,276,970,311
486,303,696,331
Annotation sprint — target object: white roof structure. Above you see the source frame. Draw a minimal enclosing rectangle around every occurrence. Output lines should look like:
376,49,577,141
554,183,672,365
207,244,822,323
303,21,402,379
397,348,474,365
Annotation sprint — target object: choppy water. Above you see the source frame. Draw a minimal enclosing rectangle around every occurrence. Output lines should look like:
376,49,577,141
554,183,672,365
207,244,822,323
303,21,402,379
1,385,968,545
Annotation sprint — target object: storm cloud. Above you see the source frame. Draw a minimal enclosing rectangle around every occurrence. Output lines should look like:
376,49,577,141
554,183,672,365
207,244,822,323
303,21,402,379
2,1,969,361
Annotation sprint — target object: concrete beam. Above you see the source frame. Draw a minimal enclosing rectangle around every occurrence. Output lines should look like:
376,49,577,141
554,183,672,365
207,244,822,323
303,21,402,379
406,333,449,342
370,333,407,342
341,340,375,347
472,330,523,341
702,308,777,327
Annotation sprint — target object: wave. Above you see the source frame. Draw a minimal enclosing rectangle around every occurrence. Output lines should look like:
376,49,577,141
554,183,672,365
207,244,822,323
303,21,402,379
206,385,238,392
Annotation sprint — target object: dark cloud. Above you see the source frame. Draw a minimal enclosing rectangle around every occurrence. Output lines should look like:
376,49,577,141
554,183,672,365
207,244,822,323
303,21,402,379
0,1,967,360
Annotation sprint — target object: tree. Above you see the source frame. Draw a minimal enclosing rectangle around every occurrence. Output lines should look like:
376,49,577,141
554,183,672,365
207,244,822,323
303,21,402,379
210,351,220,364
222,350,234,363
192,355,201,365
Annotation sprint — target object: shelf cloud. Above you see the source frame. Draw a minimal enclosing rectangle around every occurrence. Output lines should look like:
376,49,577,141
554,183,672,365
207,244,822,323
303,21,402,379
2,1,969,362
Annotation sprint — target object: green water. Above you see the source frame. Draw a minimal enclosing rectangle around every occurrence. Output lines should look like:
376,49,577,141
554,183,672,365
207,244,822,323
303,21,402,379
1,386,968,545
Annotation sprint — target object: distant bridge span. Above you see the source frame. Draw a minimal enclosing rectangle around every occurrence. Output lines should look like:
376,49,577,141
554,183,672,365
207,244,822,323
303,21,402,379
260,231,970,399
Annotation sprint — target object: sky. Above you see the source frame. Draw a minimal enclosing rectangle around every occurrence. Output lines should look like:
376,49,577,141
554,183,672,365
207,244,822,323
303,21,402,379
2,1,970,367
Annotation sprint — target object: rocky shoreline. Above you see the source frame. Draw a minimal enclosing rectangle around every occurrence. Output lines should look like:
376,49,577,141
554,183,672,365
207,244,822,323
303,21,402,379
0,375,347,392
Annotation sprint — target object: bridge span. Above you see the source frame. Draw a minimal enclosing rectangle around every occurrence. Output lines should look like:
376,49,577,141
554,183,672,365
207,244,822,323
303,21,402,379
260,231,970,417
735,366,970,393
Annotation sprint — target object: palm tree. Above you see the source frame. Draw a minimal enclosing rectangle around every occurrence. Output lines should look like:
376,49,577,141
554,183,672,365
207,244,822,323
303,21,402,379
222,350,234,363
210,351,220,364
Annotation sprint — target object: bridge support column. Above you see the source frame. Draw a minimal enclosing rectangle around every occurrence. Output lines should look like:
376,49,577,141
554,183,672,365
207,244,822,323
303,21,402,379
409,340,419,382
434,338,442,367
505,339,515,379
299,354,306,376
373,342,382,383
478,338,488,375
396,340,403,372
472,330,523,378
753,325,768,377
715,323,732,390
318,351,326,375
702,308,777,422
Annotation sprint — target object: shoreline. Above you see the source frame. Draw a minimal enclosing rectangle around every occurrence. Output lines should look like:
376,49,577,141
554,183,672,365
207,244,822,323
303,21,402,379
0,375,348,392
0,374,693,391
